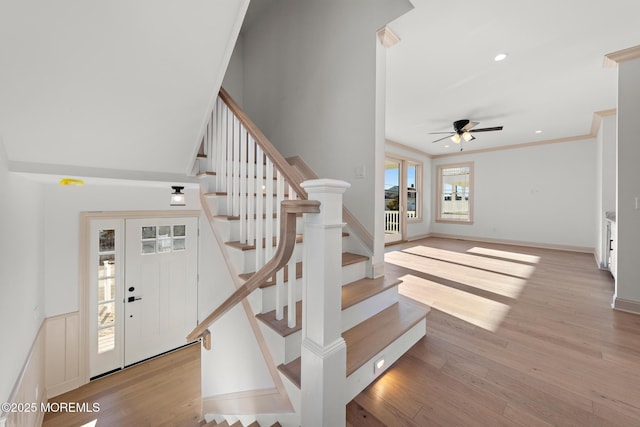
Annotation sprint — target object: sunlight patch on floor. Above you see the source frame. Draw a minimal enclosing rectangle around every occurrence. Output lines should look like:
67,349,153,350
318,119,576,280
401,245,536,279
467,246,541,264
398,274,511,332
80,420,97,427
385,250,527,299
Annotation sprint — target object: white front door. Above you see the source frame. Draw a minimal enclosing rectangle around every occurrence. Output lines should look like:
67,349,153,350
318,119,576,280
89,216,198,378
124,217,198,366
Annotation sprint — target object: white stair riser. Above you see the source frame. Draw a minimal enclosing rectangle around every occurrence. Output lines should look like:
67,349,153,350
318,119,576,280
205,194,285,217
213,217,280,242
227,243,303,275
258,322,302,365
341,260,368,285
345,319,426,402
213,217,304,243
341,287,399,331
259,278,302,314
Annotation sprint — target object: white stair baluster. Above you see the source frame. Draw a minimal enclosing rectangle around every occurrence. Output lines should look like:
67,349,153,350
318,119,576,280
247,135,256,246
265,158,274,261
226,105,233,215
275,171,285,321
287,183,297,328
239,126,248,244
216,100,225,193
232,116,241,217
255,147,265,270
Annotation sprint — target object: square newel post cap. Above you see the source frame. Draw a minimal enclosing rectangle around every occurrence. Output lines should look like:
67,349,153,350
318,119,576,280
301,179,351,194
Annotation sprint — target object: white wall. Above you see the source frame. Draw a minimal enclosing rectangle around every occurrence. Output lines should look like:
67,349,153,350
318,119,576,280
615,57,640,304
43,182,201,317
0,141,45,404
384,144,432,240
222,34,244,109
595,114,616,266
431,139,597,249
241,0,413,237
198,219,274,396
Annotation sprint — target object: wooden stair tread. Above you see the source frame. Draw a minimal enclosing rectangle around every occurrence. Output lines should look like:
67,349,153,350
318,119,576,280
229,422,243,427
277,301,429,388
214,213,279,220
256,300,303,337
341,277,402,310
225,235,303,251
342,252,369,266
204,192,290,197
256,276,402,337
197,171,216,177
240,252,365,288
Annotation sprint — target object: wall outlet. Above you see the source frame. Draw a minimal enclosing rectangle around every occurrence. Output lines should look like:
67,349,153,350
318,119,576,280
354,165,365,179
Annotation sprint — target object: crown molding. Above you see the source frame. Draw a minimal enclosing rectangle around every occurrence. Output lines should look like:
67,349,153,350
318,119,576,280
604,45,640,68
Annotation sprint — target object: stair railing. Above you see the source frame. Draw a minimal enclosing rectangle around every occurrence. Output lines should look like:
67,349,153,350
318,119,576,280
198,87,309,328
187,200,320,342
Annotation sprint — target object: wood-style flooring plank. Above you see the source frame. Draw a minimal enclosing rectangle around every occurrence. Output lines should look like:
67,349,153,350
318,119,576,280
42,343,201,427
349,237,640,427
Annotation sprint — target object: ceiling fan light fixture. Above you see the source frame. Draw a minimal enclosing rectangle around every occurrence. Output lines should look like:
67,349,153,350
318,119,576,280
462,131,474,142
450,133,461,144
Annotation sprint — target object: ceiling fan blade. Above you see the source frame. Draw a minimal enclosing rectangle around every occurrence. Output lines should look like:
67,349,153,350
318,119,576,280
469,126,503,133
432,134,454,143
428,131,456,134
461,121,479,131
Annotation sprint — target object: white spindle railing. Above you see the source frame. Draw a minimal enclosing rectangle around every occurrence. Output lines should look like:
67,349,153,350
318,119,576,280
202,90,307,328
384,210,400,233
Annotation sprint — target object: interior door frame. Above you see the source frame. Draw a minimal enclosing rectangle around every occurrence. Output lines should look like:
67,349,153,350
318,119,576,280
384,152,424,244
384,156,405,243
79,210,200,385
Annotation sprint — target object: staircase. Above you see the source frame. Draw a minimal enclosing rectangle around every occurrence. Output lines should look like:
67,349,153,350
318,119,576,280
191,88,429,427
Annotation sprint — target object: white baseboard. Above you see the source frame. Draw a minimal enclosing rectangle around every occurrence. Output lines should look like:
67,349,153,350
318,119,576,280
612,297,640,315
423,232,595,254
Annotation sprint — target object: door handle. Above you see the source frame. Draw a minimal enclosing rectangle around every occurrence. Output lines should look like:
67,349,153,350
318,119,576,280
610,239,614,251
127,296,142,303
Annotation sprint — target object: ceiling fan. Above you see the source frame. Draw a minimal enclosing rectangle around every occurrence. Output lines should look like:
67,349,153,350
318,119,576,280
430,119,503,149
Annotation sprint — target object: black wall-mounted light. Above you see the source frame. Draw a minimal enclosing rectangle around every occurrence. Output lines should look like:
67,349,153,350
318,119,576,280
170,186,186,206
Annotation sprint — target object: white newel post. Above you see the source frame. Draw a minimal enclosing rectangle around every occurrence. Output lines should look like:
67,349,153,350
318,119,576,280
300,179,350,427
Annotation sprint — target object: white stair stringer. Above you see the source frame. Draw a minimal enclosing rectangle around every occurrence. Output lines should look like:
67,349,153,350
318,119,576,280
197,184,295,423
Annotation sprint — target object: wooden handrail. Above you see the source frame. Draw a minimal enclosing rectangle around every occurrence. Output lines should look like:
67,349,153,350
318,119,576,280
186,199,320,342
218,87,308,200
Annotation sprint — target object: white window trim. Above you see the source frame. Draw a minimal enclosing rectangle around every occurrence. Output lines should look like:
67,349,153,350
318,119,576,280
435,161,474,224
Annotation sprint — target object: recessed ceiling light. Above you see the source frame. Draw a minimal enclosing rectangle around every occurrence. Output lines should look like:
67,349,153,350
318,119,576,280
444,145,450,148
494,53,508,62
535,130,542,134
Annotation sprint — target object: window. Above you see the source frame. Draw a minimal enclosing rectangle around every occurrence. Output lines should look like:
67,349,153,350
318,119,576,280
436,162,473,223
141,224,187,254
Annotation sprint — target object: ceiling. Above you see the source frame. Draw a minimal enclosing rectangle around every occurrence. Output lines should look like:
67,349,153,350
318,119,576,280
0,0,247,181
385,0,640,156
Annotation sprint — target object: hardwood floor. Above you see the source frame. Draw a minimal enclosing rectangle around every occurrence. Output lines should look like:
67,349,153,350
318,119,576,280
38,237,640,426
349,237,640,427
42,343,201,427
